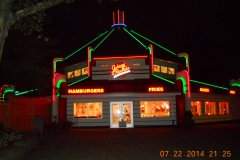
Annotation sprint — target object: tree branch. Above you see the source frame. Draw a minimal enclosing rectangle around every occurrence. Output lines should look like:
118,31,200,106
11,0,64,25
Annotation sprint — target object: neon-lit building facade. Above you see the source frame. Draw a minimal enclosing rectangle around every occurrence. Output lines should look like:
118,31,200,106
54,10,240,128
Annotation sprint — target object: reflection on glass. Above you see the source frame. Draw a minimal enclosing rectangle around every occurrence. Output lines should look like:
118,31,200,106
123,103,131,124
112,104,120,124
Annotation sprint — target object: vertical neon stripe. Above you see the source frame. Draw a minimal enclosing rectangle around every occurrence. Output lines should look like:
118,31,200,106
113,11,115,24
123,11,125,24
53,73,58,102
118,10,120,24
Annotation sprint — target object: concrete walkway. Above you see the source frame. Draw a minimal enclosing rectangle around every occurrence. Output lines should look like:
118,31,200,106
17,123,240,160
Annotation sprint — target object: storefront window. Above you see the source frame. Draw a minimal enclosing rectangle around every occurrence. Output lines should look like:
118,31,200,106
74,69,81,77
74,102,102,118
168,67,175,75
205,102,216,115
191,101,201,116
161,66,167,73
82,67,88,75
219,102,229,115
67,71,74,79
154,65,160,72
140,101,170,117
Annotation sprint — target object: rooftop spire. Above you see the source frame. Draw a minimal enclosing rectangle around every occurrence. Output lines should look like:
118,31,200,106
111,10,127,29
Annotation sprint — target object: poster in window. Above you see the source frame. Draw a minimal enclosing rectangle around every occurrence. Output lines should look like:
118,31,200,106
154,65,160,72
74,103,87,118
74,69,81,77
67,71,74,79
161,66,167,73
82,67,88,75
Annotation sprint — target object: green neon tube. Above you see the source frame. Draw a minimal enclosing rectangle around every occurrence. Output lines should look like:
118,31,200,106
15,89,38,96
94,29,115,50
123,28,146,48
2,88,15,102
152,74,174,84
57,80,66,89
130,30,177,56
54,59,64,73
68,76,89,86
177,77,187,94
230,81,240,87
178,54,188,67
64,31,109,60
190,80,229,90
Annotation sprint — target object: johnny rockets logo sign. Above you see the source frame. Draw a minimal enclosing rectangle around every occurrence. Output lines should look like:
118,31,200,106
68,88,104,94
111,62,130,78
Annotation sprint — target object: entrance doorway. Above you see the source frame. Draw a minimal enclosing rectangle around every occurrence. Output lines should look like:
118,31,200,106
110,102,133,128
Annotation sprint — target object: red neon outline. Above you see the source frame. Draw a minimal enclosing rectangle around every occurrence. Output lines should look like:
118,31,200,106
87,47,91,77
123,11,125,24
53,73,58,102
150,44,154,72
113,11,115,24
183,70,191,98
93,55,148,60
118,10,120,24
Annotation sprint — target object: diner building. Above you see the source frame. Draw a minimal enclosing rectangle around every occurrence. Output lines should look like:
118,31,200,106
53,11,240,128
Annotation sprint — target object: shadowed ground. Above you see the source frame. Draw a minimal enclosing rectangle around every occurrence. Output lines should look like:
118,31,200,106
20,123,240,160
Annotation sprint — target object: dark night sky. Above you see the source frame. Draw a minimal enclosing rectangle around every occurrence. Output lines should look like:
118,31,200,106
44,0,240,87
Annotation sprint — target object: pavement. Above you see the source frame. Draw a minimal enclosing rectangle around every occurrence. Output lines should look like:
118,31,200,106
1,122,240,160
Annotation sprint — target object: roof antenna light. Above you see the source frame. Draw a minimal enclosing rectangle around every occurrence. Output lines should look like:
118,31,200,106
111,10,127,29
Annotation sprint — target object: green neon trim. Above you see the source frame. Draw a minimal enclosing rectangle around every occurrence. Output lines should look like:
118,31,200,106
230,81,240,87
130,30,177,56
15,89,38,96
177,77,187,94
178,54,188,67
57,80,66,89
147,46,152,55
190,80,229,90
68,76,89,86
2,88,15,102
89,48,94,62
123,28,146,48
54,59,63,73
152,74,174,84
94,29,115,50
64,31,109,60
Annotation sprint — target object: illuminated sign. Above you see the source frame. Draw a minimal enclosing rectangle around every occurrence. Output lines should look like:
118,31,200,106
199,88,210,93
230,90,236,94
148,87,164,92
68,88,104,94
111,62,130,78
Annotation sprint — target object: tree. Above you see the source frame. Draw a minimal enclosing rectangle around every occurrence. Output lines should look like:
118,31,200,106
0,0,75,63
1,30,61,96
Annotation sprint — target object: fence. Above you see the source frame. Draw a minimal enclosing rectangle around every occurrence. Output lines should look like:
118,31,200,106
0,96,52,132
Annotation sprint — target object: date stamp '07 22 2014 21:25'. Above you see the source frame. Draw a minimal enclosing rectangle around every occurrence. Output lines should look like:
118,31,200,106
159,150,232,158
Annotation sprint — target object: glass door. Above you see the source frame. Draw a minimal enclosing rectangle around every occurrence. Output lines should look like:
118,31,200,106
110,102,133,128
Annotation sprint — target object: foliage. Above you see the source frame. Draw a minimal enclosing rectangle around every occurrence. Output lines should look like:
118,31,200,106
0,121,23,148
